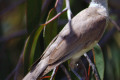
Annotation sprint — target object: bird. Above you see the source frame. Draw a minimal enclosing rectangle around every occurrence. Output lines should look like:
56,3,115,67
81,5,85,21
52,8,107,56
23,0,108,80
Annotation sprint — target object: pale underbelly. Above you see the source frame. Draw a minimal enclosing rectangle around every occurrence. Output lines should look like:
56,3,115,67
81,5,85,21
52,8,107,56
72,41,98,60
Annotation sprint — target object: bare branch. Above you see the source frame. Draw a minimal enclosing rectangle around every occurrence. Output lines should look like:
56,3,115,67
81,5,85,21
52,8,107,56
60,65,72,80
41,0,54,16
84,53,100,80
65,0,72,21
71,68,82,80
99,27,116,47
14,50,24,80
5,49,24,80
109,17,120,31
6,38,29,80
50,67,57,80
5,69,16,80
43,8,67,25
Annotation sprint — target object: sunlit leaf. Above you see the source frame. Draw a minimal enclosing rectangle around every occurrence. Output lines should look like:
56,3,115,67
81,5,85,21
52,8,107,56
93,44,105,80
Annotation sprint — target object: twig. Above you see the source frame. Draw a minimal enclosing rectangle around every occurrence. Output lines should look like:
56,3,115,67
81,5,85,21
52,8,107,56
14,50,24,80
109,17,120,31
41,0,54,16
5,50,24,80
99,17,120,47
5,38,28,80
84,53,100,80
56,0,64,13
43,0,64,37
43,8,67,25
50,67,57,80
60,65,72,80
99,27,116,47
66,0,72,21
71,68,82,80
5,68,16,80
65,0,75,78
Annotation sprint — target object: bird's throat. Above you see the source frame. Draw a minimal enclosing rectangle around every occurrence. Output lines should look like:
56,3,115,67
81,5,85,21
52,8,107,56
90,0,108,9
89,0,108,17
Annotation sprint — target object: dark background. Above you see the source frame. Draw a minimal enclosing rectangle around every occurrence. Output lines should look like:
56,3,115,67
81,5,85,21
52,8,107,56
0,0,120,80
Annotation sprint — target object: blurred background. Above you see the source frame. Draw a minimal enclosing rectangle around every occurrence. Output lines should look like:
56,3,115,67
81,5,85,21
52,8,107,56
0,0,120,80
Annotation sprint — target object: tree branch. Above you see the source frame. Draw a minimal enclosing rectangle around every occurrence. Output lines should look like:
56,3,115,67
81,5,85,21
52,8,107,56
60,65,72,80
84,53,100,80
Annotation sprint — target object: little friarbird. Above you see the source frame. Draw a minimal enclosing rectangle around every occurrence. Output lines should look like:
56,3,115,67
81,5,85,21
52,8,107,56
23,0,108,80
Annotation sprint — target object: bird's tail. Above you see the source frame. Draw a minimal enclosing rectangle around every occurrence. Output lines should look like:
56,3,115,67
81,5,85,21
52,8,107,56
23,57,49,80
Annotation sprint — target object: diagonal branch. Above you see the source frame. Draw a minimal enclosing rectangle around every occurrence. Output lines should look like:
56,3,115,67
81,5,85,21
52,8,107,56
60,65,72,80
84,53,100,80
108,17,120,31
43,8,67,26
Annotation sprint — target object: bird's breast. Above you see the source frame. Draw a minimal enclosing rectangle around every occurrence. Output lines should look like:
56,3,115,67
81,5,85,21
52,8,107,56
71,41,98,60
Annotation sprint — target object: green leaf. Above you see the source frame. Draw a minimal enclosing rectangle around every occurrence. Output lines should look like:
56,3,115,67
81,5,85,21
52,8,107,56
24,0,58,74
44,8,58,47
93,44,105,80
29,25,44,65
24,25,44,74
108,43,120,79
27,0,42,34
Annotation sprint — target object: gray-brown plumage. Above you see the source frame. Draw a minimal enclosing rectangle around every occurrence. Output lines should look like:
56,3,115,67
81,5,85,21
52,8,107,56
23,0,108,80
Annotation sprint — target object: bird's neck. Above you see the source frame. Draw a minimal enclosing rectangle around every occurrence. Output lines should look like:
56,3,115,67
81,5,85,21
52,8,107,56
89,0,108,16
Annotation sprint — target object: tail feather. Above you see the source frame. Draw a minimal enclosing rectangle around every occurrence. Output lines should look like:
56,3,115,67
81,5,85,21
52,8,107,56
23,58,49,80
23,57,63,80
40,60,63,77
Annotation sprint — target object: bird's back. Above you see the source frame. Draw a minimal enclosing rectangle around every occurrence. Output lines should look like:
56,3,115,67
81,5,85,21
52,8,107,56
38,7,107,77
23,6,108,80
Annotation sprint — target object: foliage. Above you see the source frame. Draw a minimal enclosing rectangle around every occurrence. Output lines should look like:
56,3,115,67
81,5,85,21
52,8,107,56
0,0,120,80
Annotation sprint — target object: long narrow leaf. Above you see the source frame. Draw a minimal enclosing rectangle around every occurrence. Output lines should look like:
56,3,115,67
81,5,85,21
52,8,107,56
93,44,105,80
44,8,57,47
24,25,44,74
27,0,42,34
